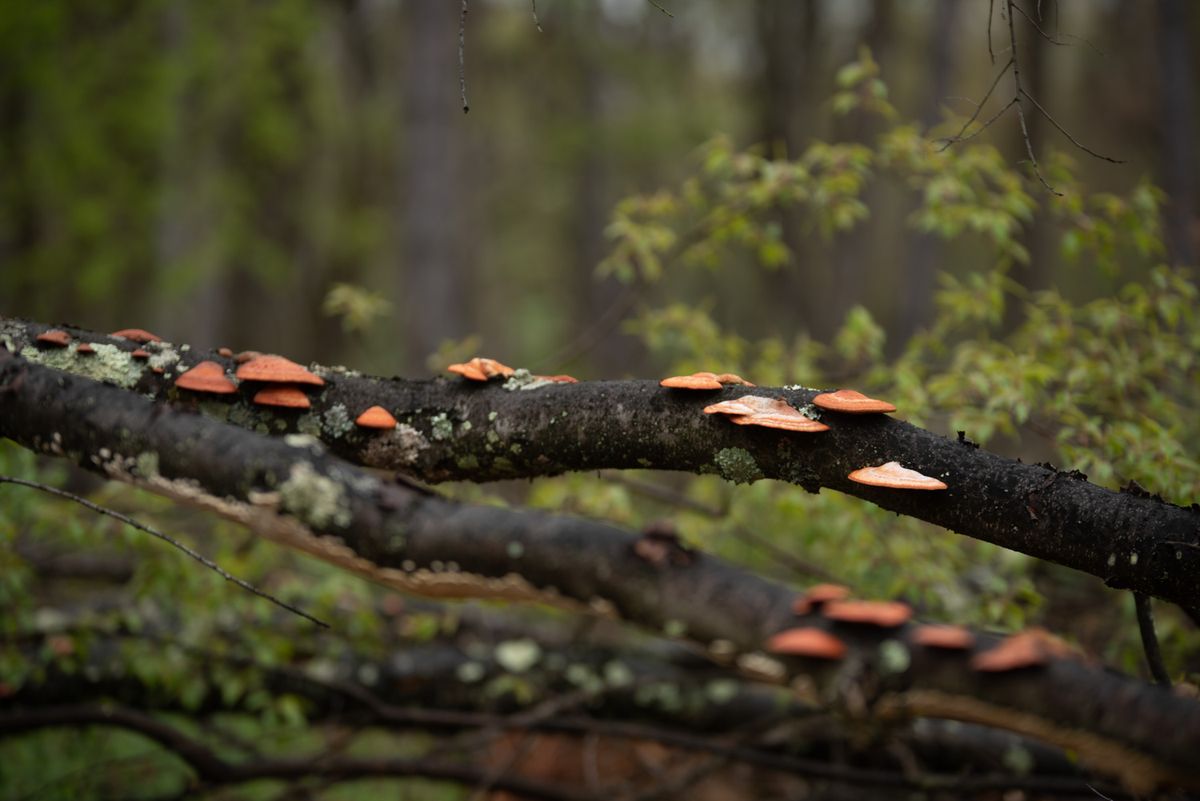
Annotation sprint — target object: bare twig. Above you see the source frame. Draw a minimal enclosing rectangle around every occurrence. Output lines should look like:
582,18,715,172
1134,593,1171,686
459,0,470,113
936,59,1014,149
1010,2,1070,46
987,0,996,64
0,475,329,629
531,0,543,32
646,1,673,18
1019,88,1124,163
1005,0,1059,194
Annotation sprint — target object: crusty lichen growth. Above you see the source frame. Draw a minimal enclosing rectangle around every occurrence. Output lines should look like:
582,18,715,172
430,412,453,441
714,447,763,484
278,462,352,529
361,423,428,468
322,404,354,437
20,342,144,388
503,368,556,391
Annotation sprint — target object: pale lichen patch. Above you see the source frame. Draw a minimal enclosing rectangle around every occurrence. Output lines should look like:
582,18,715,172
361,423,428,469
322,404,354,437
279,462,352,529
430,413,453,441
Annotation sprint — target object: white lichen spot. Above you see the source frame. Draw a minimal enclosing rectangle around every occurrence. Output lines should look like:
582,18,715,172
487,411,498,422
1107,553,1116,567
456,661,486,683
458,420,472,433
879,640,911,674
430,412,453,441
663,619,687,638
736,652,786,682
278,462,351,529
495,638,541,673
502,368,554,391
1003,743,1035,775
322,404,354,437
1129,552,1138,566
356,663,379,686
296,413,323,438
707,639,736,658
603,660,635,688
134,451,160,478
704,678,740,704
284,434,323,452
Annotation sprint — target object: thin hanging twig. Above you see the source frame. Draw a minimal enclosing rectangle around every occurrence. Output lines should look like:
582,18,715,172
0,475,329,629
459,0,470,113
1133,592,1171,686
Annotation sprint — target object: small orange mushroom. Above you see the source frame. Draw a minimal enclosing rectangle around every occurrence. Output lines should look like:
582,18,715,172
912,624,976,650
448,357,515,382
36,330,71,347
176,361,237,395
847,461,947,490
536,374,579,384
111,328,163,343
131,348,151,360
253,385,311,409
971,628,1073,672
217,347,234,358
235,350,264,364
766,627,847,660
706,395,830,433
236,355,325,387
715,372,754,386
356,405,398,430
822,600,913,628
76,343,95,355
812,389,895,414
792,583,852,615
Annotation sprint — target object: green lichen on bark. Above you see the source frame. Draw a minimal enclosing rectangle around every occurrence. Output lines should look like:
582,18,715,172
714,447,763,484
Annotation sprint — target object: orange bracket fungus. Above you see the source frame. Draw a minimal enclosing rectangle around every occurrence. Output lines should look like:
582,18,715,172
76,343,95,355
847,461,947,490
792,583,852,615
252,385,311,410
111,328,163,343
971,628,1074,672
822,600,913,628
35,330,71,347
704,395,830,433
447,357,515,382
536,374,578,384
235,355,325,387
766,627,847,660
812,389,896,414
660,371,753,390
912,624,976,650
356,405,398,430
175,361,237,395
130,349,151,360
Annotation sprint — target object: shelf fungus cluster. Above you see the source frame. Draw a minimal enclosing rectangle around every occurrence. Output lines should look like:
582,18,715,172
704,395,829,433
234,355,325,410
660,371,754,390
448,357,515,382
847,461,947,491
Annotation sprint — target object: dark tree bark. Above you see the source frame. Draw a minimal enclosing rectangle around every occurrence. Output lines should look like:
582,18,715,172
1156,0,1198,266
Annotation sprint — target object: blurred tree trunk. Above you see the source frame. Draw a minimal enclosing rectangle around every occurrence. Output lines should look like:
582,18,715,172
896,0,956,347
756,0,824,338
1005,2,1052,333
398,0,468,372
569,6,637,378
1156,0,1198,266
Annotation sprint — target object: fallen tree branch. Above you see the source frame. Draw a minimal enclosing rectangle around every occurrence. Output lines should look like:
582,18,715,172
2,319,1196,613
